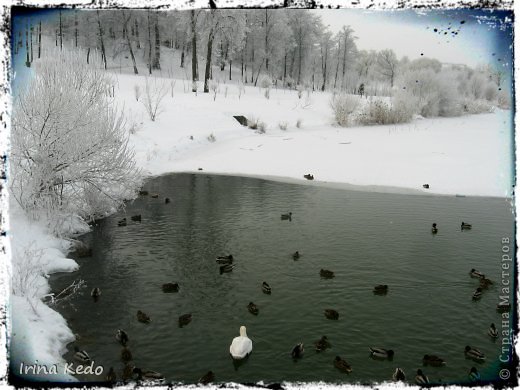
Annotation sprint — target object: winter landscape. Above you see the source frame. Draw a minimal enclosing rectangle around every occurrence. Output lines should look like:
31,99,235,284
5,6,516,387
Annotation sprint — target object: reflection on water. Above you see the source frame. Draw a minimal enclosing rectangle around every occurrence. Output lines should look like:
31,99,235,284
49,174,514,385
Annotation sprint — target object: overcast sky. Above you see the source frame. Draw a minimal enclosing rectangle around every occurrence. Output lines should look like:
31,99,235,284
314,9,512,70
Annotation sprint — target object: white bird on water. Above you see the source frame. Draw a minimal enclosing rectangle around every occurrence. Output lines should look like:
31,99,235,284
229,326,252,359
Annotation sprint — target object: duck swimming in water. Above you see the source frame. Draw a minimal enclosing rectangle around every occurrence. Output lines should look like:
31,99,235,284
334,356,352,373
133,367,164,382
281,212,292,220
472,287,483,300
292,251,300,260
116,329,129,346
178,313,192,327
415,369,429,385
320,269,334,278
422,354,446,366
314,336,331,352
162,283,179,293
262,282,271,294
91,287,101,301
247,302,259,315
465,346,485,362
469,367,480,382
369,347,394,359
488,323,498,338
73,346,91,363
229,326,253,359
198,371,215,385
220,264,235,274
393,368,406,382
470,268,485,279
121,347,133,362
131,215,141,222
431,223,438,234
373,285,388,295
137,310,151,323
461,222,472,230
291,343,304,359
324,309,339,320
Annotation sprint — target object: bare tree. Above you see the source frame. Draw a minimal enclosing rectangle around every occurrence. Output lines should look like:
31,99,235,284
377,49,398,87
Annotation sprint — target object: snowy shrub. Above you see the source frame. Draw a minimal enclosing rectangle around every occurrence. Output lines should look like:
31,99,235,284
207,133,217,143
484,83,498,102
134,84,141,101
247,117,259,130
264,87,270,100
142,76,168,121
237,82,245,100
285,76,295,89
461,99,494,114
330,94,361,127
170,80,176,98
297,84,304,99
210,79,219,101
11,243,45,299
468,74,486,99
11,49,141,230
358,98,413,125
257,121,266,134
498,90,511,109
296,118,303,128
278,121,288,131
259,76,272,89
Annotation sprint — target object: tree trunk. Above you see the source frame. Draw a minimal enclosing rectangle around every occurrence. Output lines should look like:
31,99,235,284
191,10,198,90
321,47,327,92
96,11,107,69
333,43,340,89
38,21,41,58
55,29,58,46
180,42,185,68
219,41,225,71
25,21,30,67
123,13,138,74
254,58,265,86
341,35,348,90
283,52,287,83
265,9,269,71
87,47,90,64
59,10,63,50
29,20,33,62
74,10,78,47
229,60,232,80
203,32,214,93
135,19,140,49
250,35,254,84
147,11,152,75
297,36,302,85
153,12,161,70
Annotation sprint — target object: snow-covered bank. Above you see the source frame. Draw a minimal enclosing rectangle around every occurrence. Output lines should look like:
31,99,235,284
117,73,513,198
8,206,80,382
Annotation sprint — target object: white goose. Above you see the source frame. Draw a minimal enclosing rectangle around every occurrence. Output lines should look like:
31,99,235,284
229,326,252,359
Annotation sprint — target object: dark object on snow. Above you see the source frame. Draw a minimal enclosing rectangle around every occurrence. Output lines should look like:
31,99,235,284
139,190,149,196
118,218,127,227
165,198,170,204
423,184,430,189
179,313,192,327
233,115,249,126
304,174,314,180
131,215,141,222
162,283,179,293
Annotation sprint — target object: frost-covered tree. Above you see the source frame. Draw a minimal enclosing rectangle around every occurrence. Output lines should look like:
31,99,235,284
11,50,141,232
377,49,398,87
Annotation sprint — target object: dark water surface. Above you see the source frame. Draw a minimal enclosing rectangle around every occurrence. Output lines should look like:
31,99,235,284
50,173,515,385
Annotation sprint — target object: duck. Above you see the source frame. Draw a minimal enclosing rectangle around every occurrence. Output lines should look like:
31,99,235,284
178,313,192,327
105,367,117,382
470,268,485,279
303,174,314,180
461,222,472,230
415,369,429,385
138,190,149,196
131,214,141,222
150,194,159,198
324,309,339,320
423,184,430,189
373,285,388,294
216,254,233,264
117,218,127,227
422,354,446,366
333,356,352,373
320,269,334,278
247,302,259,315
137,310,151,323
165,198,170,204
393,368,406,382
122,363,135,381
369,347,394,359
73,346,91,363
133,367,164,382
469,366,481,382
479,278,493,289
91,287,101,301
465,346,485,362
199,371,215,384
292,251,300,260
162,283,179,293
262,282,271,294
472,287,483,300
116,329,129,346
291,342,304,359
488,323,498,338
121,347,133,362
314,336,331,352
431,223,438,234
229,325,253,359
219,264,235,274
281,212,292,220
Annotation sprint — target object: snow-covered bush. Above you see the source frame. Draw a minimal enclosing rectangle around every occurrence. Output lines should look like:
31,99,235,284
210,79,219,101
264,88,270,100
278,121,288,131
461,98,494,114
330,94,361,127
259,76,272,89
237,82,245,100
358,98,413,125
207,133,217,143
498,90,511,109
11,50,141,231
11,243,45,299
142,77,168,121
484,83,498,102
134,85,141,101
297,84,304,99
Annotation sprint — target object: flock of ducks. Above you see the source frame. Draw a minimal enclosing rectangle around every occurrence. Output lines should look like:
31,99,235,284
74,196,503,385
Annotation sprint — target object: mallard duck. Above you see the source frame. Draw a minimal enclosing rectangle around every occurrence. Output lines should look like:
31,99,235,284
220,264,235,274
461,222,472,230
488,323,498,338
369,347,394,359
162,283,179,293
469,366,480,382
131,215,141,222
472,287,483,300
247,302,259,315
165,198,170,204
497,303,511,312
333,356,352,373
292,251,300,260
179,313,192,327
262,282,271,294
291,342,304,359
281,212,292,220
320,269,334,278
324,309,339,320
137,310,151,323
479,278,493,289
199,371,215,384
105,367,117,382
470,268,485,279
393,368,406,381
431,223,438,234
150,194,159,199
118,218,127,227
73,346,91,363
415,369,429,385
91,287,101,301
133,367,164,382
465,346,485,362
216,255,233,264
422,354,446,366
373,285,388,294
116,329,129,346
229,326,253,359
121,347,133,362
314,336,331,352
303,174,314,180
